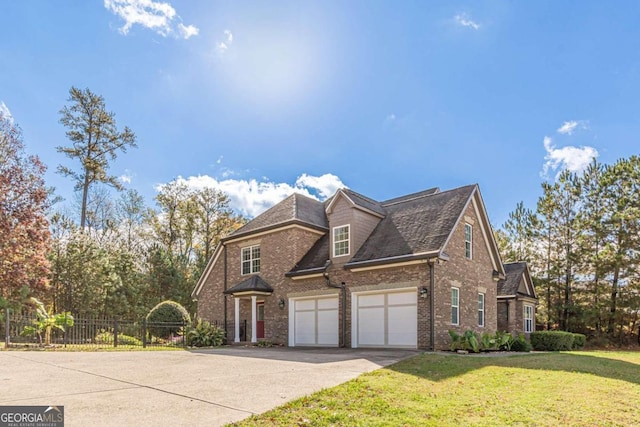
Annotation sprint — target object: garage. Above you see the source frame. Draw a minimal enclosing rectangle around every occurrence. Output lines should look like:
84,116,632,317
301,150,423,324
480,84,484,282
288,296,339,347
352,288,417,348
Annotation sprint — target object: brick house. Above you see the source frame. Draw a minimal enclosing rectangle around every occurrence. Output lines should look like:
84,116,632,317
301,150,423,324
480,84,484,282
192,184,532,350
497,262,538,337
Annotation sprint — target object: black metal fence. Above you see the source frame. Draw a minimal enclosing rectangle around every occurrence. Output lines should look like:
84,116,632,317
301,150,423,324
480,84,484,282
1,308,247,349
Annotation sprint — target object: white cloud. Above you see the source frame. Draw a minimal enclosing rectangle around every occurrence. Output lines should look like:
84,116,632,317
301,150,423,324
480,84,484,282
0,101,13,124
295,173,344,199
557,120,589,135
177,23,199,39
104,0,199,39
119,174,132,184
542,136,599,179
215,29,234,55
224,29,233,44
157,173,346,217
454,13,480,30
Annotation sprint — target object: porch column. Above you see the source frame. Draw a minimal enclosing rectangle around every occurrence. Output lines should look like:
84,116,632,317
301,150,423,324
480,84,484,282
234,297,240,343
251,295,257,343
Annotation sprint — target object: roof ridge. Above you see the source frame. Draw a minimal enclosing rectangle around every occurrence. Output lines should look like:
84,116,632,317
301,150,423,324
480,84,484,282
343,188,382,205
381,184,475,207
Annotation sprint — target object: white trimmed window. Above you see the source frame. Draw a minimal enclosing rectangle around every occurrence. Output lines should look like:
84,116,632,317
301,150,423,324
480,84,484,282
464,223,472,259
333,225,350,257
241,245,260,275
524,305,534,333
451,288,460,325
478,293,485,327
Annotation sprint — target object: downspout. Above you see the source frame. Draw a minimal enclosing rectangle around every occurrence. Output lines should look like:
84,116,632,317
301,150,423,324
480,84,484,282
341,282,346,348
323,261,346,348
223,245,228,340
429,260,435,351
324,280,346,348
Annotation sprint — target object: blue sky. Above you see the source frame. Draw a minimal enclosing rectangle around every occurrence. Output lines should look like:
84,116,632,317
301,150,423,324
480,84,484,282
1,1,639,227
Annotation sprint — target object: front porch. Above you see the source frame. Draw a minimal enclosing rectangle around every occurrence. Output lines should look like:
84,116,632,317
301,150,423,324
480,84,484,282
224,275,278,344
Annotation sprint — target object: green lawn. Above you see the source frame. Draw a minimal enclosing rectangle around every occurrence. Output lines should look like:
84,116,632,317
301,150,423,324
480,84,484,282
232,351,640,426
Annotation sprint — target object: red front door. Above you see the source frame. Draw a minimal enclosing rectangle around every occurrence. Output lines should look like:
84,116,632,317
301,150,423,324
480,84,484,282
257,302,265,339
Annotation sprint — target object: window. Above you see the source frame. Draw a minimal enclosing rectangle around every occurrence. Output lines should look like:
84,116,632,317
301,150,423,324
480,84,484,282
241,245,260,275
464,223,472,259
451,288,459,325
524,305,534,333
478,293,485,327
333,225,350,257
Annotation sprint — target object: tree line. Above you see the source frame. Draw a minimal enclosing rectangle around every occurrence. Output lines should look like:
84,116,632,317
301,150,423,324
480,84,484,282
0,87,245,319
497,158,640,344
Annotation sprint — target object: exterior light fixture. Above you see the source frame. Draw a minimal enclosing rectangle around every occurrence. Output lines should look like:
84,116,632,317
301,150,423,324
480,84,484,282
420,287,428,299
278,298,286,309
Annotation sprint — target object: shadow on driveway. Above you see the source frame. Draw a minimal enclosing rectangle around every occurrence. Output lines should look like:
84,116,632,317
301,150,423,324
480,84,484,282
189,346,421,366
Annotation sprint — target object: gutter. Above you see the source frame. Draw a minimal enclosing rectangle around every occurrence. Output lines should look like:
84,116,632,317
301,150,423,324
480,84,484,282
344,251,445,269
429,260,435,351
223,245,228,340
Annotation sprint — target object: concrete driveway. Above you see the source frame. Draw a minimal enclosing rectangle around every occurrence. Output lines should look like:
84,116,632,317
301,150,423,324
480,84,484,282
0,347,419,426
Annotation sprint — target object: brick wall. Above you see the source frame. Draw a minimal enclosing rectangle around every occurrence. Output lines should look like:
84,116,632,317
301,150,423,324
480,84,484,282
196,196,500,350
431,202,499,349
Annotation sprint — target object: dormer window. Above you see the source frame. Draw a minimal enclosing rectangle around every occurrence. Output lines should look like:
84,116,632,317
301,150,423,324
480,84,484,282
333,225,350,257
241,245,260,275
464,223,472,259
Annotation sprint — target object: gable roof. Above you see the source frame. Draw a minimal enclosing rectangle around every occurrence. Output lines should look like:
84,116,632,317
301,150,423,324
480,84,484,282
346,185,476,267
227,193,327,240
223,275,274,295
498,262,537,299
287,184,505,276
325,188,386,217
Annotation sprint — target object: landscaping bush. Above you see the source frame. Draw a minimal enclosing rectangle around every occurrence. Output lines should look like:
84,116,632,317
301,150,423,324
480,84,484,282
495,331,514,351
95,331,142,346
448,330,480,353
481,332,498,351
146,300,191,339
186,318,225,347
572,333,586,349
510,333,532,352
531,331,575,351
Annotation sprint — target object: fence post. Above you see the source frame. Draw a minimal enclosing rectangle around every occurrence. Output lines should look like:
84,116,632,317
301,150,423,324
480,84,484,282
114,316,119,348
142,318,147,348
64,312,68,348
4,307,9,349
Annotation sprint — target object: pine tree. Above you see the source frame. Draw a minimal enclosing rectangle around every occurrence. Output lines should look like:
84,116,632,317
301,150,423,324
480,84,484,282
57,87,136,229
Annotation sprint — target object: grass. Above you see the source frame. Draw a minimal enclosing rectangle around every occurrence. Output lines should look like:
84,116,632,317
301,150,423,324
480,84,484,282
232,351,640,426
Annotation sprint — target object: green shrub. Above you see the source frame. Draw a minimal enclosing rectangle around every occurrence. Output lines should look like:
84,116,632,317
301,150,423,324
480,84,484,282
481,332,498,351
186,319,225,347
495,331,514,351
510,333,532,352
95,331,142,346
448,330,462,351
572,333,586,349
146,300,191,339
256,340,273,348
463,330,480,353
531,331,575,351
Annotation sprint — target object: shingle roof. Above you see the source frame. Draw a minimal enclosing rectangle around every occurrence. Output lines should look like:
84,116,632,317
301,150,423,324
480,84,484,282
287,184,477,274
227,193,327,239
286,234,330,276
498,262,527,296
223,275,274,294
347,185,476,265
341,189,386,216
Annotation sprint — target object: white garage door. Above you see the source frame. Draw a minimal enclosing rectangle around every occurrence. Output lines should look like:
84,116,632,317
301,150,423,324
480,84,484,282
353,289,417,348
289,296,338,347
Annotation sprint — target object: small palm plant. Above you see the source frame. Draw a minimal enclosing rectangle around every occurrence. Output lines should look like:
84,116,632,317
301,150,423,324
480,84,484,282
22,298,74,346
